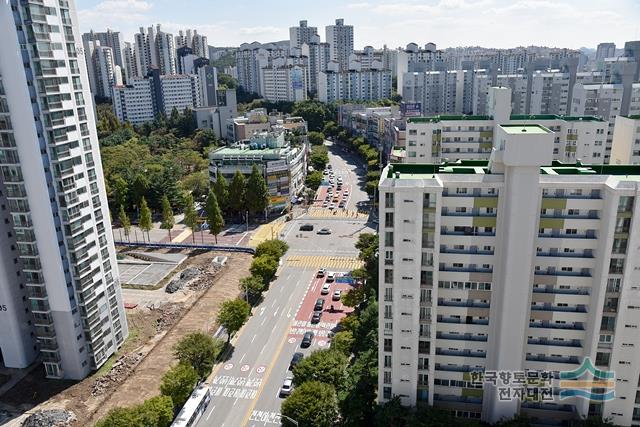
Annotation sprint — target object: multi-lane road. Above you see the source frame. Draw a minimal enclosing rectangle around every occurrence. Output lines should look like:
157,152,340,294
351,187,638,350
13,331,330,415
195,142,375,427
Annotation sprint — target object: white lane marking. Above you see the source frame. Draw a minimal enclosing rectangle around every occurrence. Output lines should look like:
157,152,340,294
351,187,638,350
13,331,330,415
261,316,267,326
273,307,279,317
251,334,257,343
287,308,292,318
260,343,267,354
239,353,246,363
205,405,215,420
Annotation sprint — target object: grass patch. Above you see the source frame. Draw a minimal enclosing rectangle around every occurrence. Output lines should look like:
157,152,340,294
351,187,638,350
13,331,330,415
94,326,140,377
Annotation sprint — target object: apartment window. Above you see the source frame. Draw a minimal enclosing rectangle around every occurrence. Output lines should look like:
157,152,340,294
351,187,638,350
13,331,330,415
384,269,393,284
609,258,625,275
595,352,611,366
385,192,394,208
384,305,393,319
385,212,394,228
383,387,392,399
384,338,392,352
384,288,393,302
383,371,392,384
384,355,392,368
385,232,394,247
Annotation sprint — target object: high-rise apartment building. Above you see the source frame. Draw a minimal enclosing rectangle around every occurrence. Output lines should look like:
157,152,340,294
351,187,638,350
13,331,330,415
113,70,201,125
325,18,354,71
596,43,617,63
611,114,640,165
176,29,209,59
261,61,308,103
318,62,392,103
134,24,176,77
81,29,125,71
236,42,288,95
529,71,571,116
123,42,137,83
304,34,330,96
82,40,117,100
289,20,318,50
378,124,640,426
0,0,128,379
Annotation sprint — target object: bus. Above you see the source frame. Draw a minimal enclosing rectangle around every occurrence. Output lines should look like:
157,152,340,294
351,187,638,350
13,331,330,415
170,384,212,427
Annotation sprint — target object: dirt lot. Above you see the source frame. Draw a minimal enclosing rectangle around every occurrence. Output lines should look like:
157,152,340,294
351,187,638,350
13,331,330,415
2,250,251,426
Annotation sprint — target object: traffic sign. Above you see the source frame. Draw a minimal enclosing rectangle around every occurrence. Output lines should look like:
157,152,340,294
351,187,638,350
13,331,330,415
256,365,266,374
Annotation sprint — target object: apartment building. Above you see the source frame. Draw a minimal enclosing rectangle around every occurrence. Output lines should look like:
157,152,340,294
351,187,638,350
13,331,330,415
403,70,475,116
236,42,288,95
596,43,616,63
175,29,208,59
304,34,331,96
529,71,571,116
318,62,392,103
378,124,640,426
123,42,137,83
112,69,200,125
325,18,354,71
289,20,318,50
403,87,608,165
261,61,308,103
611,115,640,164
0,0,128,378
396,43,445,91
82,40,118,100
81,29,125,72
133,24,176,77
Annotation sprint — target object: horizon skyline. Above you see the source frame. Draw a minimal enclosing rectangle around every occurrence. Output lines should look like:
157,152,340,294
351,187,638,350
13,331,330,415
76,0,640,51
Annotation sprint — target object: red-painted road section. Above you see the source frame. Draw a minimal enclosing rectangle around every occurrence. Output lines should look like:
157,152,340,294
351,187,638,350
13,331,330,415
313,183,351,208
288,272,355,341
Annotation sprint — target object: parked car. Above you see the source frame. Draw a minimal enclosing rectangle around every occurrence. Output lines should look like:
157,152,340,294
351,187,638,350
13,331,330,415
279,378,294,397
311,311,322,323
301,331,314,348
299,223,314,231
289,352,304,370
338,201,346,208
322,201,328,207
328,203,336,210
317,228,332,235
314,298,325,312
317,268,326,278
332,289,342,301
321,282,331,294
326,272,335,282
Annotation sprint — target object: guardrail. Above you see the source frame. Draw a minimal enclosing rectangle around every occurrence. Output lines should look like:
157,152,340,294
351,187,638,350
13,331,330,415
114,241,256,255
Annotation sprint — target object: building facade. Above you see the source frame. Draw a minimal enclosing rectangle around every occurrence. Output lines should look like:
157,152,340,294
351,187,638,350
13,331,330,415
289,20,318,50
261,62,308,103
325,18,354,71
611,115,640,165
0,0,128,379
83,40,117,100
318,65,392,103
378,125,640,426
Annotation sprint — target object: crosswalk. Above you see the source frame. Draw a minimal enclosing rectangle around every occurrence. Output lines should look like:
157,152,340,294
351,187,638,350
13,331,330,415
306,207,368,219
285,255,363,270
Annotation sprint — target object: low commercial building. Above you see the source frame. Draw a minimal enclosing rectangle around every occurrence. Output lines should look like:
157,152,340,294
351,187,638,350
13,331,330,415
192,90,238,140
208,131,306,213
378,124,640,426
226,108,307,142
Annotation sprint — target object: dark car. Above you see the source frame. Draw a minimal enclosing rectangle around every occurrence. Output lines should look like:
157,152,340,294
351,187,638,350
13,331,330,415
289,352,304,370
301,331,314,348
314,298,325,312
299,223,314,231
311,311,322,324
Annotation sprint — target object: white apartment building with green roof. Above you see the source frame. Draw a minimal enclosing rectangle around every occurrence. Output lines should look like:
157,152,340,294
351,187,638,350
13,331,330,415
378,123,640,425
402,87,609,165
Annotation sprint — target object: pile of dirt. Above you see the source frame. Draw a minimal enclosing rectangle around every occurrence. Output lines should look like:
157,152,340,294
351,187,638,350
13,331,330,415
188,264,223,291
22,409,76,427
165,266,202,293
155,303,184,332
90,353,144,396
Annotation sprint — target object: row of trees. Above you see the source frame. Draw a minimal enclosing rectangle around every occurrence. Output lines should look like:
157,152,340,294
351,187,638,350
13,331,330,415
96,332,225,427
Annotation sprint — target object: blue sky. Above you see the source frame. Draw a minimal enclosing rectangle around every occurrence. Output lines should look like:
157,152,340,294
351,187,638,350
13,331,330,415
76,0,640,50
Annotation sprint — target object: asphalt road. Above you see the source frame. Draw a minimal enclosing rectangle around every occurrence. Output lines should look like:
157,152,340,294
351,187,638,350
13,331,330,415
196,142,375,427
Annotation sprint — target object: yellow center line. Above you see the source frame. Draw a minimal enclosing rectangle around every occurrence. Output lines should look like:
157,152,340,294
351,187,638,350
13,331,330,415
241,315,294,426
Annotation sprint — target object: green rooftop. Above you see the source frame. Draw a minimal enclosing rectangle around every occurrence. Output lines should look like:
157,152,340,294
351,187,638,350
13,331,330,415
500,124,550,135
386,160,640,178
406,114,605,124
407,115,492,124
623,115,640,120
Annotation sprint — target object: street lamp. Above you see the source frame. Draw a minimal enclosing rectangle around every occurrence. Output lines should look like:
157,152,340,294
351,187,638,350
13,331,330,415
280,414,299,427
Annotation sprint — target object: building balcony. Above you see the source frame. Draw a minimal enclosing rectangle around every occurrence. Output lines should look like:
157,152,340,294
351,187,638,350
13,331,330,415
437,349,486,358
526,354,580,364
438,317,489,325
529,322,584,331
440,266,493,273
433,394,482,404
534,270,591,277
435,364,482,373
440,248,494,255
441,230,495,237
441,212,497,217
532,287,589,295
437,333,488,342
536,251,594,258
530,304,587,313
438,299,490,308
527,338,581,348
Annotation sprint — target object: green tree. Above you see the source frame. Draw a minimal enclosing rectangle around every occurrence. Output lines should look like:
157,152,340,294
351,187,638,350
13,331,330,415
213,173,229,213
160,195,175,241
281,381,339,427
118,205,132,242
291,100,332,132
173,332,225,378
249,255,279,284
131,174,150,210
239,275,266,304
352,299,378,355
373,397,408,427
338,314,360,334
330,331,354,356
109,174,129,213
355,233,379,296
309,145,329,170
181,171,210,201
94,407,140,427
160,363,199,411
205,189,224,243
229,171,247,217
292,349,348,390
95,396,174,427
217,298,251,343
254,239,289,259
341,286,366,308
340,347,378,426
307,131,325,146
323,121,338,137
245,164,270,217
139,197,153,242
305,171,323,191
182,193,199,243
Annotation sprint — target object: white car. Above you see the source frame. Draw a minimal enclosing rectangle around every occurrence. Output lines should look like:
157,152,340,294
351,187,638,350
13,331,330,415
321,283,331,295
343,191,350,197
326,272,335,282
332,289,342,301
279,378,294,397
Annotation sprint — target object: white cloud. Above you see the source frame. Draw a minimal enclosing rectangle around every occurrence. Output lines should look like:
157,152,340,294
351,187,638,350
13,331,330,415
238,26,285,35
78,0,153,36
